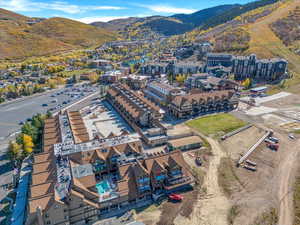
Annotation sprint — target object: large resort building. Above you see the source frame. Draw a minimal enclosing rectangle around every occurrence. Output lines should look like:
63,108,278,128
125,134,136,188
106,83,168,146
27,110,194,225
169,91,238,118
232,54,288,81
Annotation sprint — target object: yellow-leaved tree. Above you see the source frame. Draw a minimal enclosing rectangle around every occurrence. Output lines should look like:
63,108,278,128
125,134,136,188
23,134,34,154
176,74,187,84
242,78,251,89
8,141,23,161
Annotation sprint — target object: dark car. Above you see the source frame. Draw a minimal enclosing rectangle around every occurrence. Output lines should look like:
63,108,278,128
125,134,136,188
42,103,48,107
19,121,24,125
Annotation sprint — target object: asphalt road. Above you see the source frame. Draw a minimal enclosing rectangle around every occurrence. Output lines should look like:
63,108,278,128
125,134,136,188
0,85,98,138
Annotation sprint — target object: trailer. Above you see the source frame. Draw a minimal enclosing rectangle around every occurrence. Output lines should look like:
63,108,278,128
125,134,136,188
269,136,279,143
243,164,257,172
245,160,257,167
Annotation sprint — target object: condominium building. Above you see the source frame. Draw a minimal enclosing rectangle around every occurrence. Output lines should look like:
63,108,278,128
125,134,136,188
206,53,233,67
232,54,288,81
106,83,163,128
141,61,204,76
106,83,167,146
26,111,194,225
184,74,239,92
144,81,185,105
141,62,169,76
168,91,238,118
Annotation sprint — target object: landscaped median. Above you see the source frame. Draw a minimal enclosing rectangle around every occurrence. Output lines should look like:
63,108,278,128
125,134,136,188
186,113,248,137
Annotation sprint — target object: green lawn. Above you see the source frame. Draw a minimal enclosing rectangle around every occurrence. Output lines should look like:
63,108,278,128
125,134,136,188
186,113,247,136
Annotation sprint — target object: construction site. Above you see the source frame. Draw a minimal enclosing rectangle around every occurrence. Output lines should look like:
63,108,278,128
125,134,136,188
134,91,300,225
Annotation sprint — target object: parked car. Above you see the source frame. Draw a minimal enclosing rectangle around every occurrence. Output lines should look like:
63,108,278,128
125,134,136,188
168,193,183,201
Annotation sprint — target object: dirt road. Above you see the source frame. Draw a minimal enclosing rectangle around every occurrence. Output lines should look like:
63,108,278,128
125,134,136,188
278,138,300,225
196,137,230,225
173,134,230,225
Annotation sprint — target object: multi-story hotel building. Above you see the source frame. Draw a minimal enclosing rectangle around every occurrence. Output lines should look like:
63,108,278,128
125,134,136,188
106,83,168,146
144,81,185,106
169,91,238,118
26,111,194,225
232,54,288,81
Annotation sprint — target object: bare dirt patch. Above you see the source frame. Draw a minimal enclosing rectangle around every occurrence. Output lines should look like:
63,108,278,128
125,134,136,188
221,126,265,160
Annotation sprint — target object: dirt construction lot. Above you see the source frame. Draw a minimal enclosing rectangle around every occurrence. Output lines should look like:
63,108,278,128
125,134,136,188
135,92,300,225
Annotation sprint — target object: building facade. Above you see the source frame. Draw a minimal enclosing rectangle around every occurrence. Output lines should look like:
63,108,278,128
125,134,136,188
144,81,184,105
232,54,288,81
185,74,239,92
206,53,233,67
26,111,194,225
168,91,238,118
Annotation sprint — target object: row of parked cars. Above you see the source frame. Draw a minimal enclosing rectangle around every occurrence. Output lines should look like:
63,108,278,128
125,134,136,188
42,85,98,111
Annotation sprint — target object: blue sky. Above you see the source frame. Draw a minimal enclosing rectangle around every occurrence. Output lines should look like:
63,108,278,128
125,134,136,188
0,0,253,23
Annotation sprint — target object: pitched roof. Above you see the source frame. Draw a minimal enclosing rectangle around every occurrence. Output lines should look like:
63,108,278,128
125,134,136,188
29,194,55,214
31,170,55,186
133,161,149,177
32,161,53,174
172,90,232,107
168,136,202,148
30,182,55,199
34,152,53,164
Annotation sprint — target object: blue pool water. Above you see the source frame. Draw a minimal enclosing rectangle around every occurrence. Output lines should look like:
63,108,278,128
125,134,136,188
96,180,111,194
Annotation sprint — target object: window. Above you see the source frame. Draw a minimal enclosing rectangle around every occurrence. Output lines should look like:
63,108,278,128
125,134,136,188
45,214,49,218
46,221,51,225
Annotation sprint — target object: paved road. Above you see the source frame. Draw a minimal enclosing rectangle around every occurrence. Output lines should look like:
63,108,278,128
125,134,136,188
0,85,98,138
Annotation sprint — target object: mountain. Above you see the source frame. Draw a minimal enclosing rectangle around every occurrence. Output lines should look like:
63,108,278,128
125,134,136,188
171,4,238,27
29,17,115,47
91,17,141,31
0,9,115,60
200,0,280,30
91,0,280,39
91,5,238,38
0,8,28,21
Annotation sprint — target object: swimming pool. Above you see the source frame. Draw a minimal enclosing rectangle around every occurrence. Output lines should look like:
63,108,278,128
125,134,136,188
96,180,111,194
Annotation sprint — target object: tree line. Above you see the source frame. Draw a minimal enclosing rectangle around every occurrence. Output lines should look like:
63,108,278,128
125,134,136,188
8,112,51,168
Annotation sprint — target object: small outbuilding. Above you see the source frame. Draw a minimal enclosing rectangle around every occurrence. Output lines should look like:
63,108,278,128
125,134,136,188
167,136,202,151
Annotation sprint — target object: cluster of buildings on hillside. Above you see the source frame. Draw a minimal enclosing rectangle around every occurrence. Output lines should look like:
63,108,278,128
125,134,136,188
139,53,288,82
26,109,196,225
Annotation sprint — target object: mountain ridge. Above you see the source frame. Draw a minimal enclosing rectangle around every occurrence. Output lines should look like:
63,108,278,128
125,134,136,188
0,9,115,60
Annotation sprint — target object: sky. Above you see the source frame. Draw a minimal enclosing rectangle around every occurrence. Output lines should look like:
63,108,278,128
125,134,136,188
0,0,253,23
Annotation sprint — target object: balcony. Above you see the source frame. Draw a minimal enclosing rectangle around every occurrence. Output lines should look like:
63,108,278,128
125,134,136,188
165,176,191,186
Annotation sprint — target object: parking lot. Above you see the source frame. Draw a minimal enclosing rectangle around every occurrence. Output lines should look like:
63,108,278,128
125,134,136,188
0,84,99,138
